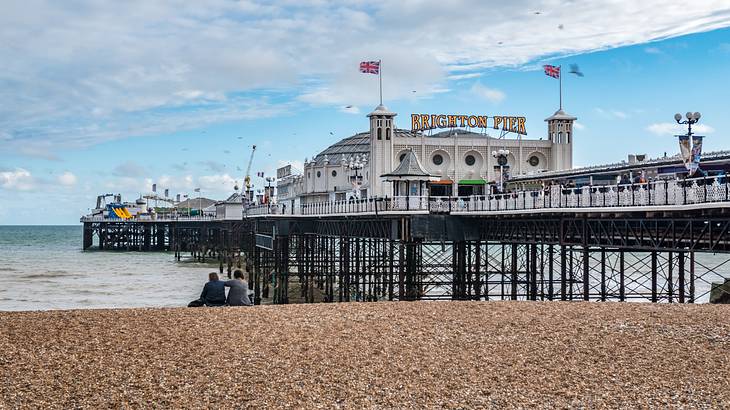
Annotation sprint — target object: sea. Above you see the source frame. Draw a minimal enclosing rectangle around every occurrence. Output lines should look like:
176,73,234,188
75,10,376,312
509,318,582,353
0,225,217,311
1,226,726,311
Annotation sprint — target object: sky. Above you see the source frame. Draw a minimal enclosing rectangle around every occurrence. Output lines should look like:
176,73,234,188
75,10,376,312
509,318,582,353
2,0,730,224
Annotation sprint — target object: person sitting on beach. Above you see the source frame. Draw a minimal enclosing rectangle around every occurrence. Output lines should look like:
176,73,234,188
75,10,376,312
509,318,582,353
196,272,226,307
225,269,252,306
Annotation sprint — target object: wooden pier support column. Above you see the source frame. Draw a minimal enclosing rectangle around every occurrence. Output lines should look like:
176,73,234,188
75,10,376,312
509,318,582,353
651,251,658,303
452,241,466,300
510,243,518,300
582,247,590,301
560,246,567,301
155,224,166,251
548,245,554,300
689,252,695,303
600,249,607,302
678,251,686,303
143,224,151,251
530,243,538,301
619,250,625,302
253,245,261,305
404,240,419,301
667,251,674,303
83,223,93,250
273,234,289,304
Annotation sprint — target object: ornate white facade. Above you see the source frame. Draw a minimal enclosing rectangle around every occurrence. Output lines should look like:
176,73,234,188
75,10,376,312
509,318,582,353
278,105,576,203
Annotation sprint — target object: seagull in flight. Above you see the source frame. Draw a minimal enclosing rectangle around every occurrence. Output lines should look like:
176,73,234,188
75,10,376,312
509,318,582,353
569,64,584,77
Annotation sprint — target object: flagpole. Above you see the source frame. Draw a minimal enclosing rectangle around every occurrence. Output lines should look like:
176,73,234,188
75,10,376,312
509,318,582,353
378,60,383,106
559,65,562,110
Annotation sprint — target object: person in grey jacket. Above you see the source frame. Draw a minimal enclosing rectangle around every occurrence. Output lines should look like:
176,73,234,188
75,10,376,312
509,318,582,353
225,270,252,306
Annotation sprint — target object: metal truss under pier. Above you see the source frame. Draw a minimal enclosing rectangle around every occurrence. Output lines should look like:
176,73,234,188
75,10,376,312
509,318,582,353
82,208,730,304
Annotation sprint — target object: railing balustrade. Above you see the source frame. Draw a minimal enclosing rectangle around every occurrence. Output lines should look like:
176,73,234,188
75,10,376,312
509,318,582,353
82,175,730,221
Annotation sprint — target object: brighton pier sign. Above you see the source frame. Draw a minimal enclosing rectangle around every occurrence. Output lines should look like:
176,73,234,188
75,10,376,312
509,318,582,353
411,114,527,135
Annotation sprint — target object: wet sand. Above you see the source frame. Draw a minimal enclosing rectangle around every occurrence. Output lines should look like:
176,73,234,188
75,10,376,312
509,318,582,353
1,302,729,408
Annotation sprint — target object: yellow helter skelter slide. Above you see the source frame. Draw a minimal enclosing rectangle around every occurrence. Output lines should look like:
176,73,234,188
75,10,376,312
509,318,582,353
111,207,133,219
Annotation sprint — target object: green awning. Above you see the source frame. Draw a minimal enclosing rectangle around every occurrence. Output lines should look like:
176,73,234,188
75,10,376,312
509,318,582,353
458,179,486,185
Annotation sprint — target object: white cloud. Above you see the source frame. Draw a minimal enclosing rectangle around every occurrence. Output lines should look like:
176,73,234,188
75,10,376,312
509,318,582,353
595,108,629,119
1,1,730,156
573,121,586,130
471,83,506,103
447,73,483,81
112,161,146,178
0,168,35,190
646,122,715,136
57,171,77,186
644,46,663,54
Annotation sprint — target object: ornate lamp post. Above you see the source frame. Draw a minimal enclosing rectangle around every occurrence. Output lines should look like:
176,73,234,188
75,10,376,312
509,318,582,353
491,149,510,192
265,176,275,210
348,156,364,200
674,111,701,136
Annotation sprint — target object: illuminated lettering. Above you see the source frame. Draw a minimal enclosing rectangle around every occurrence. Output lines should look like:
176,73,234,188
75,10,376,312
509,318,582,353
411,114,420,130
409,113,526,135
477,116,488,128
421,114,430,129
447,115,457,127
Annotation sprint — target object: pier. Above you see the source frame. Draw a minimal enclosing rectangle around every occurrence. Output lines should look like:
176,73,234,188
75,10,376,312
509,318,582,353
82,175,730,304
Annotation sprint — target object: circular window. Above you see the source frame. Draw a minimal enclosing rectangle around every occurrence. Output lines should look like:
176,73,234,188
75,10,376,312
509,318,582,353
331,170,337,177
316,171,321,178
529,155,540,167
465,154,476,166
432,154,444,166
399,153,406,162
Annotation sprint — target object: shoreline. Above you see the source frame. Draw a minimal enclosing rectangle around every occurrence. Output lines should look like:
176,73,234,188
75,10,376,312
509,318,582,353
2,301,730,408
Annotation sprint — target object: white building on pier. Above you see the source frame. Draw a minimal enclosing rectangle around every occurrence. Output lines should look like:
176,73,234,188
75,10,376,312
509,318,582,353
277,105,576,206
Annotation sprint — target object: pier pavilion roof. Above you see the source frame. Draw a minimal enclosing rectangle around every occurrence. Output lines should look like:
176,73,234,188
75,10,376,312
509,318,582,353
381,149,434,181
310,129,417,166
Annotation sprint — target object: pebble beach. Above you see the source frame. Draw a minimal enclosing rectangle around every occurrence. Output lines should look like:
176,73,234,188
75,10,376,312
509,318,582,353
1,301,729,408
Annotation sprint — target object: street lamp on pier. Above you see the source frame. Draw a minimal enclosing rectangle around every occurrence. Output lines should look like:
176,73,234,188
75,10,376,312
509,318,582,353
265,176,275,209
348,156,365,200
674,111,701,136
491,149,510,193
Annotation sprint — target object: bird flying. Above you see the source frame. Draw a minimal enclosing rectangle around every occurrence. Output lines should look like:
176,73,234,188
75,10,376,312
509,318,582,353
569,64,584,77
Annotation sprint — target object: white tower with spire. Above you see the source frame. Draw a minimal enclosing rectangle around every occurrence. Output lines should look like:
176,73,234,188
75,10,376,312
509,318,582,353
545,108,577,170
367,104,396,197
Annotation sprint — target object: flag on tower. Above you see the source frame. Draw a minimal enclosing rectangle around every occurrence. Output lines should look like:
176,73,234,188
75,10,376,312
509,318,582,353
359,61,380,74
543,64,560,78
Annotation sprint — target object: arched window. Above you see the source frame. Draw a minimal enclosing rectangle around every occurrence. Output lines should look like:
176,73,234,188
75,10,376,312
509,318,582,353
386,128,391,140
377,128,382,140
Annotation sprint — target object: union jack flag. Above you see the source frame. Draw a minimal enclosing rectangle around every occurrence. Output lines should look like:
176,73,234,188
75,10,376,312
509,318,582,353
359,60,380,74
543,64,560,79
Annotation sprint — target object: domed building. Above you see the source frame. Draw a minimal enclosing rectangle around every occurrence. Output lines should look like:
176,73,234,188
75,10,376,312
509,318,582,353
276,105,576,207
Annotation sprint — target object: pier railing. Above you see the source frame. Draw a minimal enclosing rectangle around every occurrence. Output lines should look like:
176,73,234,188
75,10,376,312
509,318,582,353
257,175,730,217
81,175,730,221
80,214,216,222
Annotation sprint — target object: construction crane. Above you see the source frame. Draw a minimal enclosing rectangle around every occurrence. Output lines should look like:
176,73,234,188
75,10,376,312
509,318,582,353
243,145,257,202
